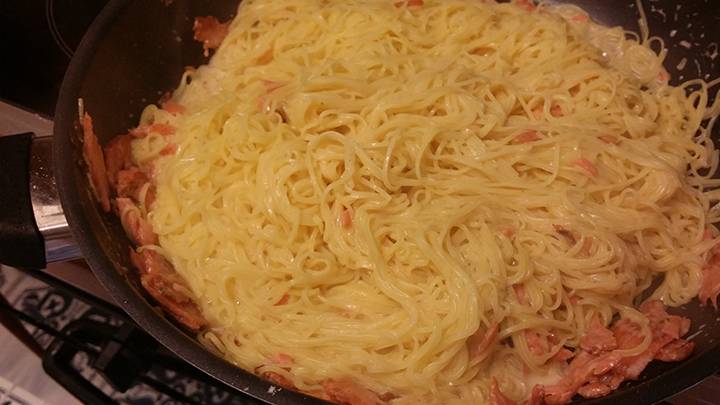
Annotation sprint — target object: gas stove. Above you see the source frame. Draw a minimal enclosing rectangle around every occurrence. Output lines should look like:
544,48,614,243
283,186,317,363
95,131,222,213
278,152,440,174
0,1,718,405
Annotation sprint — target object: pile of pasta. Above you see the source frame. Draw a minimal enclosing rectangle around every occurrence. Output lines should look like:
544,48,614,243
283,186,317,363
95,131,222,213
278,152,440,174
116,0,720,403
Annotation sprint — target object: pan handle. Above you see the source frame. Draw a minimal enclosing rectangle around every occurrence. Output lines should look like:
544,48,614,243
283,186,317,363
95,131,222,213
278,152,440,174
0,132,80,269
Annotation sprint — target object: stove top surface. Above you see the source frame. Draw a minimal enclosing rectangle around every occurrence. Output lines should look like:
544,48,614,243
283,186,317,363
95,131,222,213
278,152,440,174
0,0,108,116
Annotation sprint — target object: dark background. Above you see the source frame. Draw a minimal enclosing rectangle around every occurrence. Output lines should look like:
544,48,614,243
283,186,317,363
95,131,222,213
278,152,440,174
0,0,108,116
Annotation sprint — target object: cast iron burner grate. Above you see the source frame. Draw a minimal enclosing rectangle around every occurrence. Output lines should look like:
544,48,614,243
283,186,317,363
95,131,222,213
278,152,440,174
0,266,262,405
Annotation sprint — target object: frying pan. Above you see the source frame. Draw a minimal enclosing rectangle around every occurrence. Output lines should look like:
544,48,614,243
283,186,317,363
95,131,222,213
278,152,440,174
1,0,719,404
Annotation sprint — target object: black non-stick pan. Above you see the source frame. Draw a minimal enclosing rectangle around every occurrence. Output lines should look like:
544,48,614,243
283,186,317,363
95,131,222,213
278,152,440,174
1,1,719,404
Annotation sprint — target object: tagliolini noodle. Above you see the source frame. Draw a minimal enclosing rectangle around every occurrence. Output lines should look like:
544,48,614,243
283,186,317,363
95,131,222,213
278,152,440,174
130,0,720,403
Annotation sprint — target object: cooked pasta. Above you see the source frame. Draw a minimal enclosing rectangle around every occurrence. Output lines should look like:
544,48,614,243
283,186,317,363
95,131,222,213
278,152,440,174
125,0,720,403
